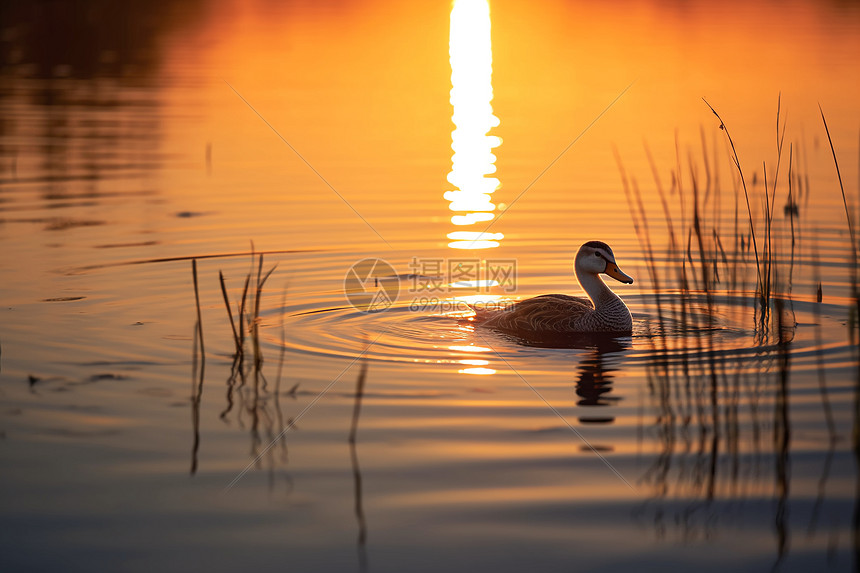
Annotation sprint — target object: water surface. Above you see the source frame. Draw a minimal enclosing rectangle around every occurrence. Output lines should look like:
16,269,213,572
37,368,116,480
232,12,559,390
1,1,860,571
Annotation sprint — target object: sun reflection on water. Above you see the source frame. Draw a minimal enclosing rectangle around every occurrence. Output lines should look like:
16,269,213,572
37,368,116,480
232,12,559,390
448,344,492,353
451,344,498,375
458,367,497,375
446,0,502,250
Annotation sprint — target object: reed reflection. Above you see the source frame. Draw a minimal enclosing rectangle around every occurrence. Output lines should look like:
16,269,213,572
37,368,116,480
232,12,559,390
0,1,190,193
220,255,293,486
190,260,205,475
620,122,855,566
446,0,503,250
349,357,369,573
189,254,295,492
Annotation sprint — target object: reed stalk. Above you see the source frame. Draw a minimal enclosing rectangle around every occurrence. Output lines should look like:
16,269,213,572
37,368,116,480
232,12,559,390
703,99,763,298
219,270,242,356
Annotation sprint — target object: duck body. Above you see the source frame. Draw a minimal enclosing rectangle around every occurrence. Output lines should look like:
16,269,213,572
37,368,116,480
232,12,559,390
472,241,634,335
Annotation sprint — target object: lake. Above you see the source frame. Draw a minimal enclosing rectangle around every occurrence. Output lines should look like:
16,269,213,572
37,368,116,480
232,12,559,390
1,0,860,571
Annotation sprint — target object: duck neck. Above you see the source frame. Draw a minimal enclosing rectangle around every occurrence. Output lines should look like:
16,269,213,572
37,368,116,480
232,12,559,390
575,268,619,309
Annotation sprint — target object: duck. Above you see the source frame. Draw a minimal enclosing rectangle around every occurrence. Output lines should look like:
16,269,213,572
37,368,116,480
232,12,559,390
471,241,634,335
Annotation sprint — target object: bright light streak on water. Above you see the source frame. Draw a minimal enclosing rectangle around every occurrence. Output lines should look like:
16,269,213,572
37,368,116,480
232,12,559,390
448,345,493,353
446,0,503,246
447,231,504,241
459,367,497,375
448,240,500,249
451,212,494,225
458,359,490,366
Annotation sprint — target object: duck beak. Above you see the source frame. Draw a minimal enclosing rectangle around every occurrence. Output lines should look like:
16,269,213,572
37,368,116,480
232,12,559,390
604,260,634,284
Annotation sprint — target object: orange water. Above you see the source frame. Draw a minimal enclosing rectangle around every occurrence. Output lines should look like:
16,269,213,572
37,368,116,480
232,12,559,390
1,1,859,571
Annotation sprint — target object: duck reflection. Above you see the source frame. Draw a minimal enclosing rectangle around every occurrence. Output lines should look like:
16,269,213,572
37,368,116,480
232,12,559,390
574,337,628,425
508,333,630,428
501,332,631,426
573,339,628,433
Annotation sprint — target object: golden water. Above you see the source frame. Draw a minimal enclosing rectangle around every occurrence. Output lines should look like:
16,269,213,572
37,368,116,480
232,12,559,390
1,1,859,571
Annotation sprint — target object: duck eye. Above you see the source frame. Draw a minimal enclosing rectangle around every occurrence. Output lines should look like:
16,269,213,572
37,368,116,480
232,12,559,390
594,252,601,257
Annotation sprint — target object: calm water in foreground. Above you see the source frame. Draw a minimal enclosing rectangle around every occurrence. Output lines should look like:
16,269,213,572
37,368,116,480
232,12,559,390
2,0,860,571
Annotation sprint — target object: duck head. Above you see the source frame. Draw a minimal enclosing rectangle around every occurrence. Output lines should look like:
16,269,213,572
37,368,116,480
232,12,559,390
574,241,634,284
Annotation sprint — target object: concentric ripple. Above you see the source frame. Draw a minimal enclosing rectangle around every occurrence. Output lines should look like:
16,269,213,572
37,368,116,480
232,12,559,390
260,288,855,377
